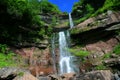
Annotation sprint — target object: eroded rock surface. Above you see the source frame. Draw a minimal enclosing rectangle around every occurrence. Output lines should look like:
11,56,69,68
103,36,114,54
79,70,114,80
0,67,38,80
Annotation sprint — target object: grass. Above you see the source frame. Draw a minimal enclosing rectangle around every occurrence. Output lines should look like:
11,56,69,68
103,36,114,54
95,64,107,70
17,72,24,76
68,48,89,57
102,53,111,59
0,44,27,68
0,52,17,68
113,43,120,55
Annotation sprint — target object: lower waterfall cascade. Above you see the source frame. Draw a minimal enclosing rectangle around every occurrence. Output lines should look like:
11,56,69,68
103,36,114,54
51,30,78,75
59,31,74,74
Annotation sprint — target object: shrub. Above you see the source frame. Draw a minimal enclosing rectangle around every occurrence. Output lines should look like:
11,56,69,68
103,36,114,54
68,48,89,57
95,64,107,70
102,53,111,59
0,52,17,68
0,44,20,68
113,44,120,55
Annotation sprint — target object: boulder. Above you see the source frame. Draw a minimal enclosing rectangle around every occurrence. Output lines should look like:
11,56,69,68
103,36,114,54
0,67,38,80
60,72,76,80
79,70,114,80
0,67,28,79
13,72,38,80
103,57,120,66
48,74,62,80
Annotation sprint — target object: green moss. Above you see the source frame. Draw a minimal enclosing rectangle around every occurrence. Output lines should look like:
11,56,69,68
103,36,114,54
116,29,120,35
95,64,107,70
70,26,91,34
0,44,26,68
68,48,89,57
113,43,120,55
102,53,111,59
0,52,17,68
17,72,24,76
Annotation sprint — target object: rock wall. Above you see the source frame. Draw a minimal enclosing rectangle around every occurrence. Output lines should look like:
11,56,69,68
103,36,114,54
11,47,55,76
72,11,120,33
71,11,120,55
70,11,120,72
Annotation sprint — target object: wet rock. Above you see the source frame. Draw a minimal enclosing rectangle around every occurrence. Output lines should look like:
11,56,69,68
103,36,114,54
103,57,120,66
48,74,62,80
60,72,76,80
79,70,114,80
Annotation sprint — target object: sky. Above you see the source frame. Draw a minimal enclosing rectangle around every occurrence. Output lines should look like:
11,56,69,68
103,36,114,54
48,0,79,13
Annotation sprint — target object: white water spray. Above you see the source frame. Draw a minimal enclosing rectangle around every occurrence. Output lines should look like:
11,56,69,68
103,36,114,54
51,34,57,74
59,31,74,74
69,13,74,28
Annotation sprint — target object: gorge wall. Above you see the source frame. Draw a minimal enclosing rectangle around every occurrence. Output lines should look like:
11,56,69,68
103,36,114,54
71,11,120,55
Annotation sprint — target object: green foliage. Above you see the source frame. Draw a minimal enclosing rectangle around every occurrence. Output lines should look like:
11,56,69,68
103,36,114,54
0,52,16,68
116,30,120,35
51,16,59,26
73,0,95,24
17,72,24,76
40,0,60,14
95,64,107,70
0,44,8,53
102,53,111,59
74,12,92,24
73,0,120,25
92,0,120,16
0,44,27,68
113,43,120,55
86,4,94,13
0,0,59,45
68,48,89,57
0,44,16,68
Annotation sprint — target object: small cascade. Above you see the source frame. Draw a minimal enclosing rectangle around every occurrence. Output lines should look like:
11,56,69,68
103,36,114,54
69,13,74,28
51,13,78,75
59,31,75,74
51,33,57,74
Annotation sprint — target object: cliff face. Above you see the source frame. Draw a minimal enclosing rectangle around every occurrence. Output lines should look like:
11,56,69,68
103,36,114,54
71,11,120,46
71,11,120,34
70,11,120,66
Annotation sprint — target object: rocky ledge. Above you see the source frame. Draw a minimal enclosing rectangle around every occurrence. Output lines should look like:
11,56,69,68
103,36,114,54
71,11,120,34
0,67,38,80
1,67,120,80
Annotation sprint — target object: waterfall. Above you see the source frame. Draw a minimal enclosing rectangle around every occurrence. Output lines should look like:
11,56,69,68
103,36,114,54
51,33,57,74
59,31,75,74
69,13,74,28
51,13,78,75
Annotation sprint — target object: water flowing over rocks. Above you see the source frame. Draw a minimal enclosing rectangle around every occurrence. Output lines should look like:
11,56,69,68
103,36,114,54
1,11,120,80
69,11,120,80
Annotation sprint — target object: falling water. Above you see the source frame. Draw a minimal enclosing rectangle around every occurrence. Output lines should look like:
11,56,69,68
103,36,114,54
51,13,78,74
59,31,75,74
69,13,74,28
51,33,57,74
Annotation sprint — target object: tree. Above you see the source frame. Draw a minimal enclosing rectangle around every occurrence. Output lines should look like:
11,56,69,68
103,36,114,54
0,0,59,46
